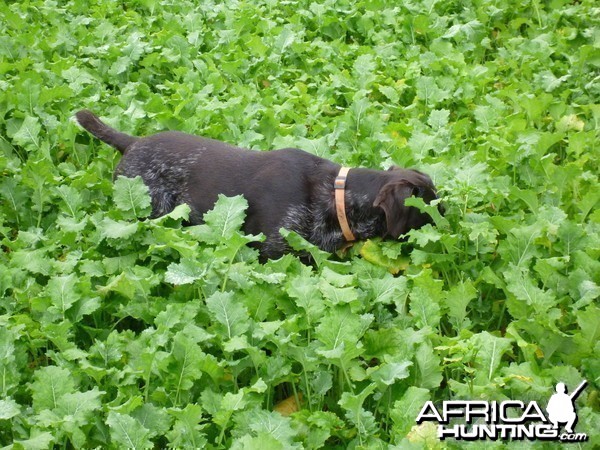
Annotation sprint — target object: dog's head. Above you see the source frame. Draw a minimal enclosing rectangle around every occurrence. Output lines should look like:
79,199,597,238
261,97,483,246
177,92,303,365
373,167,441,238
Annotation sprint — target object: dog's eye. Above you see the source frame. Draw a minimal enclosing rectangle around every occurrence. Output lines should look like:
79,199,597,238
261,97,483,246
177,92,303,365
412,186,424,197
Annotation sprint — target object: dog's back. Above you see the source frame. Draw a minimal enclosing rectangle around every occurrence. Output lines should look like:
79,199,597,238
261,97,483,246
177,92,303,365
76,110,331,237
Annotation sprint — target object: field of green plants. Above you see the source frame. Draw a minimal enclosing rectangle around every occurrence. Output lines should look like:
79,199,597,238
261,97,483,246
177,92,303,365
1,0,599,448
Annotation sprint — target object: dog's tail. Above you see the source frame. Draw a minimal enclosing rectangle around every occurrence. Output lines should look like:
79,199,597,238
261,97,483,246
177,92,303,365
75,110,138,153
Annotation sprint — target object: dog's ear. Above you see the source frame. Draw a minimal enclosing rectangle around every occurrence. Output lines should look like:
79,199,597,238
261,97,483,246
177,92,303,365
373,180,423,238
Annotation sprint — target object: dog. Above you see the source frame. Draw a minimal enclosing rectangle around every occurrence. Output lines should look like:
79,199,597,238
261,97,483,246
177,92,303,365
75,110,440,260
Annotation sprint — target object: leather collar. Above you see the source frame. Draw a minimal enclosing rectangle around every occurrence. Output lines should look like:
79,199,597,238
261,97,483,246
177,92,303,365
334,167,356,242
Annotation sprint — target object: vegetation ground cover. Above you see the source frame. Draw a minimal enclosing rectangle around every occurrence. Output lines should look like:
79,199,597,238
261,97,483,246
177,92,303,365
0,0,598,448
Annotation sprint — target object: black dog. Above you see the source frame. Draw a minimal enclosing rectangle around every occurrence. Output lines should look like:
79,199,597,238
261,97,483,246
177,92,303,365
76,110,440,259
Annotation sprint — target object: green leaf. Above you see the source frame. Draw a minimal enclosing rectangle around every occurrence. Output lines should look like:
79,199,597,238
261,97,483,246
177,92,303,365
234,408,297,445
165,257,206,285
0,397,20,419
444,280,477,329
409,272,443,329
167,404,208,449
154,332,208,407
11,115,41,150
12,432,54,450
575,304,600,350
230,433,284,450
474,105,501,132
280,228,331,267
359,272,408,306
360,240,410,274
415,342,442,389
404,198,448,230
106,411,153,450
427,109,450,130
200,194,248,242
370,361,412,388
315,306,373,363
31,366,75,412
497,224,542,267
205,291,250,339
318,280,358,305
131,403,173,438
391,386,430,437
113,175,152,218
287,273,325,324
338,383,377,436
151,202,190,224
54,185,84,218
415,76,449,106
37,388,104,428
100,217,139,240
504,264,557,315
379,85,399,103
470,332,513,384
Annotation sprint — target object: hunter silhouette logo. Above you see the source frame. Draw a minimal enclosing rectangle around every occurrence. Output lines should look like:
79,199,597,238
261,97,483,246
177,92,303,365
416,380,589,442
546,380,587,434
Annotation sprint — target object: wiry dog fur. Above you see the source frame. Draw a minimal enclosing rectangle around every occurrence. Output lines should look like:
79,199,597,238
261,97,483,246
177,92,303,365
76,110,440,260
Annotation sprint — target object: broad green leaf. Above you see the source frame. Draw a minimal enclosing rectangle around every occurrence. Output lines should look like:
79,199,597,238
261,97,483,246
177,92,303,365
315,306,373,363
575,304,600,350
11,115,41,150
409,272,442,330
230,433,284,450
287,274,325,323
113,175,152,218
391,386,430,437
12,432,54,450
151,202,190,224
415,76,449,106
31,366,75,412
369,361,412,388
0,397,20,419
359,273,408,306
379,85,399,103
360,240,410,274
504,264,557,315
167,404,208,449
497,224,542,267
280,228,331,267
213,390,247,428
205,291,250,339
427,109,450,130
338,383,377,436
54,185,83,218
99,217,139,240
444,280,477,329
201,194,248,241
165,258,206,285
37,388,104,428
234,408,297,445
131,403,173,438
470,332,513,384
106,411,153,450
166,333,205,404
318,280,358,305
0,327,19,394
415,342,442,389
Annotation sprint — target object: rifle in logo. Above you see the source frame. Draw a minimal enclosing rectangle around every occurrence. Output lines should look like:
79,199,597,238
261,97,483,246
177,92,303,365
546,380,587,434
